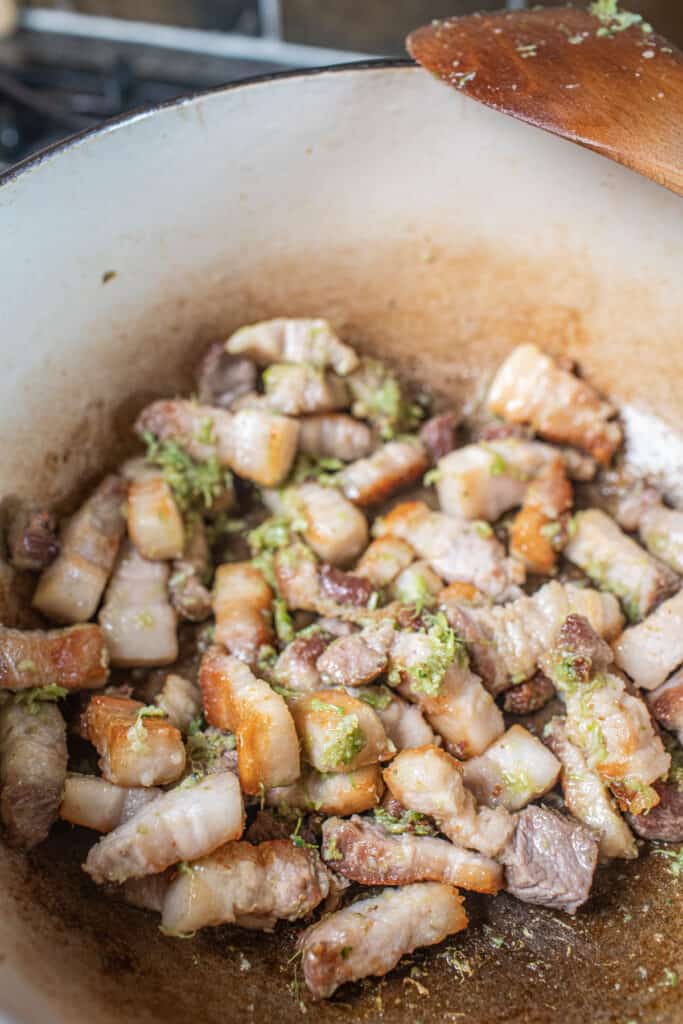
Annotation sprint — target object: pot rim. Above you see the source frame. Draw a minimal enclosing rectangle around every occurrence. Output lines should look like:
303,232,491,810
0,57,414,189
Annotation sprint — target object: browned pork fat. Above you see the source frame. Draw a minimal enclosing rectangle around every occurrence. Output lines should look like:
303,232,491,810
419,411,459,462
7,504,59,571
503,674,556,716
626,782,683,843
195,342,257,408
0,623,109,691
502,805,599,914
648,670,683,743
0,698,67,848
85,695,186,788
272,632,331,693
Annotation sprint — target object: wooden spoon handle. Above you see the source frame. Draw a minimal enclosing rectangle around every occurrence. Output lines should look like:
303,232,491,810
408,7,683,198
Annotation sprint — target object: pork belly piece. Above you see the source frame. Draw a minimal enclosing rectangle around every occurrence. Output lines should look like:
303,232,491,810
7,504,59,571
0,698,67,849
267,763,383,816
339,440,428,508
317,620,394,688
85,695,186,787
614,590,683,691
226,318,359,376
298,413,374,462
502,805,598,914
487,343,622,465
419,411,459,463
290,689,392,774
168,520,212,623
509,457,573,574
377,501,524,602
462,725,561,812
154,674,201,732
274,544,376,621
127,477,184,561
436,439,557,521
60,774,161,833
84,771,244,884
595,474,683,576
564,509,677,622
122,872,172,913
294,482,368,566
626,782,683,842
544,614,670,813
161,839,330,934
383,745,513,857
300,882,467,1000
212,561,273,664
0,622,109,691
545,718,637,860
33,476,126,624
444,579,624,694
637,502,683,576
195,342,257,408
272,632,331,694
391,561,443,608
321,816,502,894
136,400,299,488
503,674,555,716
98,542,178,668
372,692,438,751
648,669,683,743
199,646,299,793
355,537,415,589
259,363,349,416
347,357,422,441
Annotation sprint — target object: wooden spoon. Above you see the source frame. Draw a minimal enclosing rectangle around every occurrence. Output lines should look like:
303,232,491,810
408,6,683,197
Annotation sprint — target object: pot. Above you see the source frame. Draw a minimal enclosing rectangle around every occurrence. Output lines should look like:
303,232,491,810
0,61,682,1024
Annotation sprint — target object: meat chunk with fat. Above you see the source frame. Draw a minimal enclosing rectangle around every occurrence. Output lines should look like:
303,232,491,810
154,674,201,732
127,477,184,561
372,692,438,751
355,537,415,589
647,669,683,743
316,620,394,687
419,411,459,463
626,782,683,842
195,342,257,408
339,440,428,507
462,725,561,812
294,483,368,566
272,632,331,694
212,562,274,665
290,689,393,774
256,362,349,416
509,457,573,574
502,805,599,914
298,414,374,462
85,695,186,787
614,590,683,691
267,764,383,816
168,519,212,623
7,504,59,571
60,774,161,832
503,674,555,716
0,622,109,691
226,318,359,376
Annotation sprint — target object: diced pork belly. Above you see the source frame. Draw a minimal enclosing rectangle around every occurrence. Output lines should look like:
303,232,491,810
226,318,359,376
195,342,257,408
290,689,393,774
377,501,524,602
545,718,637,861
419,411,459,463
298,413,374,462
509,457,573,574
299,882,467,999
154,674,201,732
614,590,683,690
0,622,109,691
99,542,178,668
122,872,172,913
564,509,677,622
316,620,394,687
258,363,349,415
638,502,683,576
274,544,377,622
339,440,428,507
267,764,383,816
294,483,368,566
60,774,161,833
462,725,561,812
355,537,415,589
33,476,126,624
272,632,331,694
83,771,244,884
199,646,299,793
127,477,184,561
0,699,67,849
321,816,502,894
161,839,330,934
503,674,556,716
436,439,557,521
169,519,212,623
7,503,59,571
647,669,683,743
212,562,273,664
626,782,683,842
391,561,443,608
502,806,599,914
85,695,186,787
487,343,622,465
373,693,438,751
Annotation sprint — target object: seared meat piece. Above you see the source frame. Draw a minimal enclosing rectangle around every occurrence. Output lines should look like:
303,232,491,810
377,501,524,602
436,439,557,521
257,363,349,415
502,805,599,914
545,718,637,861
319,564,374,608
299,882,467,1000
503,674,555,716
154,674,201,732
199,646,300,793
161,839,331,934
346,357,422,441
383,745,514,857
298,414,374,462
268,764,383,816
637,501,683,575
33,475,126,624
84,771,244,884
601,475,683,575
487,343,622,465
626,782,683,842
370,692,438,751
7,504,59,571
544,615,670,813
226,318,359,376
60,774,161,832
290,689,393,774
355,536,415,589
212,561,273,664
419,411,459,463
509,457,573,574
272,632,331,694
391,560,443,607
85,695,186,787
322,816,503,894
98,542,178,668
462,725,561,812
339,440,428,507
614,590,683,690
0,622,109,691
169,520,212,623
295,482,368,566
317,620,394,687
274,544,380,624
564,509,677,622
195,342,257,408
0,699,67,848
648,669,683,743
127,477,184,561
